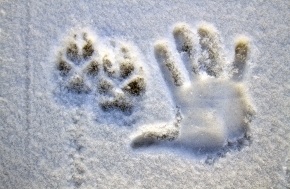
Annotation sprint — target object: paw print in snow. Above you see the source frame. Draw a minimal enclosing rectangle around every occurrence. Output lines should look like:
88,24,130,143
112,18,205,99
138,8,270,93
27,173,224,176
96,42,146,115
56,31,97,94
55,30,146,114
131,23,255,155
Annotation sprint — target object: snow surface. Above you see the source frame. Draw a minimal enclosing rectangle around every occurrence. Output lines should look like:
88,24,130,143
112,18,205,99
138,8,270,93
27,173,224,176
0,0,289,188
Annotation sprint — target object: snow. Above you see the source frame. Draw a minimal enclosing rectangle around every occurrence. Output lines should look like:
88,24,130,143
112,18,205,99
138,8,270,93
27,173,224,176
0,0,289,188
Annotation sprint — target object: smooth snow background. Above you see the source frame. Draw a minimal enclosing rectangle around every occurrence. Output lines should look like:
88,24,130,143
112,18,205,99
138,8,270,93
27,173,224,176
0,0,289,188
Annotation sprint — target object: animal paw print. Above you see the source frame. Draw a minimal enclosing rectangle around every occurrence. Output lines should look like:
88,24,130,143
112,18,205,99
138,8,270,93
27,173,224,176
56,31,97,94
55,31,146,114
96,42,146,114
131,22,255,156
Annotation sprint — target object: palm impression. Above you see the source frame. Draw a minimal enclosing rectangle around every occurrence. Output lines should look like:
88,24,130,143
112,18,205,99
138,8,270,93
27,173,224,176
131,23,255,155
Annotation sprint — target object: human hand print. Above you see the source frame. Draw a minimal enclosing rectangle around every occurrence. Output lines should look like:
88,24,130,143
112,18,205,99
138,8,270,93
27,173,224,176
131,23,255,155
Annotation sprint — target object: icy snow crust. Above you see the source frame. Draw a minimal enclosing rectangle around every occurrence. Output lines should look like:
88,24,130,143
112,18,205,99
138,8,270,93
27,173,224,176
0,0,290,188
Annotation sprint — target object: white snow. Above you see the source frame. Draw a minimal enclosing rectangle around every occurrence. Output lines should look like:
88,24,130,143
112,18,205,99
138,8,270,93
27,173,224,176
0,0,289,188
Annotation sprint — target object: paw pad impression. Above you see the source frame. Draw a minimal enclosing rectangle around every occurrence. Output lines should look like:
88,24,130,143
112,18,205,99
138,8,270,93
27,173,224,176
55,30,146,115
